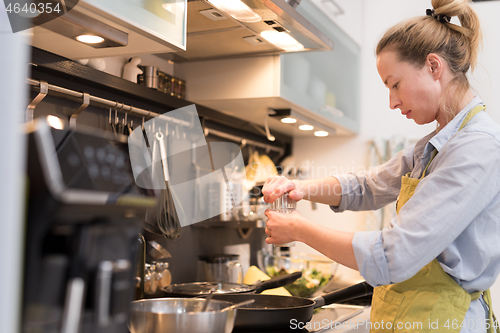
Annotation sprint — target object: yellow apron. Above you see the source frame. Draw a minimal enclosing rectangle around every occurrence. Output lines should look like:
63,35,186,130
370,105,498,333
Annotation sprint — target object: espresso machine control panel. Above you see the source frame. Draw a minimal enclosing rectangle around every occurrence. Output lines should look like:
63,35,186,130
23,119,156,333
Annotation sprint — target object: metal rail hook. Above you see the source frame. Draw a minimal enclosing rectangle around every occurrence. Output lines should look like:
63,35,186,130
26,80,48,123
264,109,276,142
69,92,90,129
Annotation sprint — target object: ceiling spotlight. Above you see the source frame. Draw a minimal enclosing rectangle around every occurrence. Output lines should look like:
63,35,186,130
299,124,314,131
76,34,105,44
314,130,329,137
281,117,297,124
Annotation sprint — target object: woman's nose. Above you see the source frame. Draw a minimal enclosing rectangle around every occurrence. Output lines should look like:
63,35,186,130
389,92,400,109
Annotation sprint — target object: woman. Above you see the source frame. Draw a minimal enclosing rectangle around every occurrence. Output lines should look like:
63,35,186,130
262,1,500,332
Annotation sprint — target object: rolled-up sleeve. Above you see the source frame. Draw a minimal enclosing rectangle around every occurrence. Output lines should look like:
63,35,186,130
331,146,414,213
351,131,500,286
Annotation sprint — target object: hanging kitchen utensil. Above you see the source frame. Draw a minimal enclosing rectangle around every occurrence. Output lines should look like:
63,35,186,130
155,129,181,239
108,107,116,134
26,80,48,123
114,103,124,135
122,110,129,135
147,240,172,260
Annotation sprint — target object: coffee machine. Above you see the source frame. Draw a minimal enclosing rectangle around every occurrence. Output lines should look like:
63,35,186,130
22,119,156,333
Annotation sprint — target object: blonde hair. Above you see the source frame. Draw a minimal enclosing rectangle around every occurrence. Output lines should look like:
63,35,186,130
376,0,482,120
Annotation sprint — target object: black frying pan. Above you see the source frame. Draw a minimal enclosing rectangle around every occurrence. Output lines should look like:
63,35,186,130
212,281,373,331
162,271,302,297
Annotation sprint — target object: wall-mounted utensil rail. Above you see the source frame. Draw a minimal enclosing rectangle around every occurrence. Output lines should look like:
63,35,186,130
205,128,284,154
26,78,190,127
27,78,285,155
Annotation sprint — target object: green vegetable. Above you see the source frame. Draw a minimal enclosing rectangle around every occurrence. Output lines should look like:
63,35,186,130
266,266,332,297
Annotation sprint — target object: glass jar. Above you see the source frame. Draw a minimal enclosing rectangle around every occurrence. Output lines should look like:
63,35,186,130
269,192,296,247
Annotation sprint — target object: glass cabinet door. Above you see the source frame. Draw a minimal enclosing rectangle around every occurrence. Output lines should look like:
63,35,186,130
280,0,361,133
81,0,187,50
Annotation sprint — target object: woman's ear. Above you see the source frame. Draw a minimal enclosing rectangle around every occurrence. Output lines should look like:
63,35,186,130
427,53,443,79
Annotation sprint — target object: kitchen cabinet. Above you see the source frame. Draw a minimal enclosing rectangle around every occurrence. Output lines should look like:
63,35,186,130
284,0,362,134
31,0,187,59
305,0,363,47
81,0,187,50
175,2,361,136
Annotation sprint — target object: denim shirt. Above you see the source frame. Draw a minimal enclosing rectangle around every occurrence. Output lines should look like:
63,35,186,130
331,97,500,332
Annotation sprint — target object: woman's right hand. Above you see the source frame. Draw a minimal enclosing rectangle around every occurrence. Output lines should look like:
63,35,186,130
262,176,304,203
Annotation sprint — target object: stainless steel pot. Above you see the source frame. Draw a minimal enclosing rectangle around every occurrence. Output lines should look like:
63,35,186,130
129,298,237,333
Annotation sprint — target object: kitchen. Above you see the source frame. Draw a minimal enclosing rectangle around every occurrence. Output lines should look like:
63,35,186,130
2,0,500,332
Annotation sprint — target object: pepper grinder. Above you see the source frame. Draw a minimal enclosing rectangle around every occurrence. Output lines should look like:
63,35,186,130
269,192,296,247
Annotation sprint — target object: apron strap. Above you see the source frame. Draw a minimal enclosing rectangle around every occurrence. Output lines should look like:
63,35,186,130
421,150,438,178
470,289,499,333
421,104,486,179
459,104,486,131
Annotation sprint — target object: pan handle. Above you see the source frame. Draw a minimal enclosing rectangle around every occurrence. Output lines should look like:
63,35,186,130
312,281,373,308
253,271,302,293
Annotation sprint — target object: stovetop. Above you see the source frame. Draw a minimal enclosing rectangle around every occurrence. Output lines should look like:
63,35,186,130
231,304,365,333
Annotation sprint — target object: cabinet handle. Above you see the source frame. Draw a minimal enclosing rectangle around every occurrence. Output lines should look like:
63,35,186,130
321,0,344,16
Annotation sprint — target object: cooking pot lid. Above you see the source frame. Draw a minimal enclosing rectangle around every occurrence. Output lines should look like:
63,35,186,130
164,282,251,295
198,254,239,263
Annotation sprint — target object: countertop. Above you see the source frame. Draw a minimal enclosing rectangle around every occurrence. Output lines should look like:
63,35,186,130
307,305,371,333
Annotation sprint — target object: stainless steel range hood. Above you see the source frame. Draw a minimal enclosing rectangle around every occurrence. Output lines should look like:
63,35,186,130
165,0,334,61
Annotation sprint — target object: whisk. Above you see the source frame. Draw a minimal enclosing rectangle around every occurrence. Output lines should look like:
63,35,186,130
155,131,181,239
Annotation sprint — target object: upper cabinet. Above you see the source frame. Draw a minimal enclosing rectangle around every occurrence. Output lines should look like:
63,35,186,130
81,0,187,49
31,0,187,59
306,0,363,46
30,0,336,61
175,0,361,137
282,0,362,133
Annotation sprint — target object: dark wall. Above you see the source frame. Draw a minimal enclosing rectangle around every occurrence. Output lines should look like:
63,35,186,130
27,48,289,284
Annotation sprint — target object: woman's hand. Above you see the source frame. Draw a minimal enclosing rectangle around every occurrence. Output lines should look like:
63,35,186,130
265,209,358,270
262,176,304,203
264,209,306,245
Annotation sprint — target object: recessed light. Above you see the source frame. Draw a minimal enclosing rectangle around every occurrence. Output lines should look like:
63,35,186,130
46,115,64,130
299,124,314,131
260,30,304,51
76,34,105,44
314,130,329,137
281,117,297,124
207,0,261,23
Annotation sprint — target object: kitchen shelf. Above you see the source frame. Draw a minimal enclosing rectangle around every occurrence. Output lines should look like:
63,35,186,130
30,47,293,151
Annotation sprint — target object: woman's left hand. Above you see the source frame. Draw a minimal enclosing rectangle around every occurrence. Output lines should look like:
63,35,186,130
264,209,306,244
